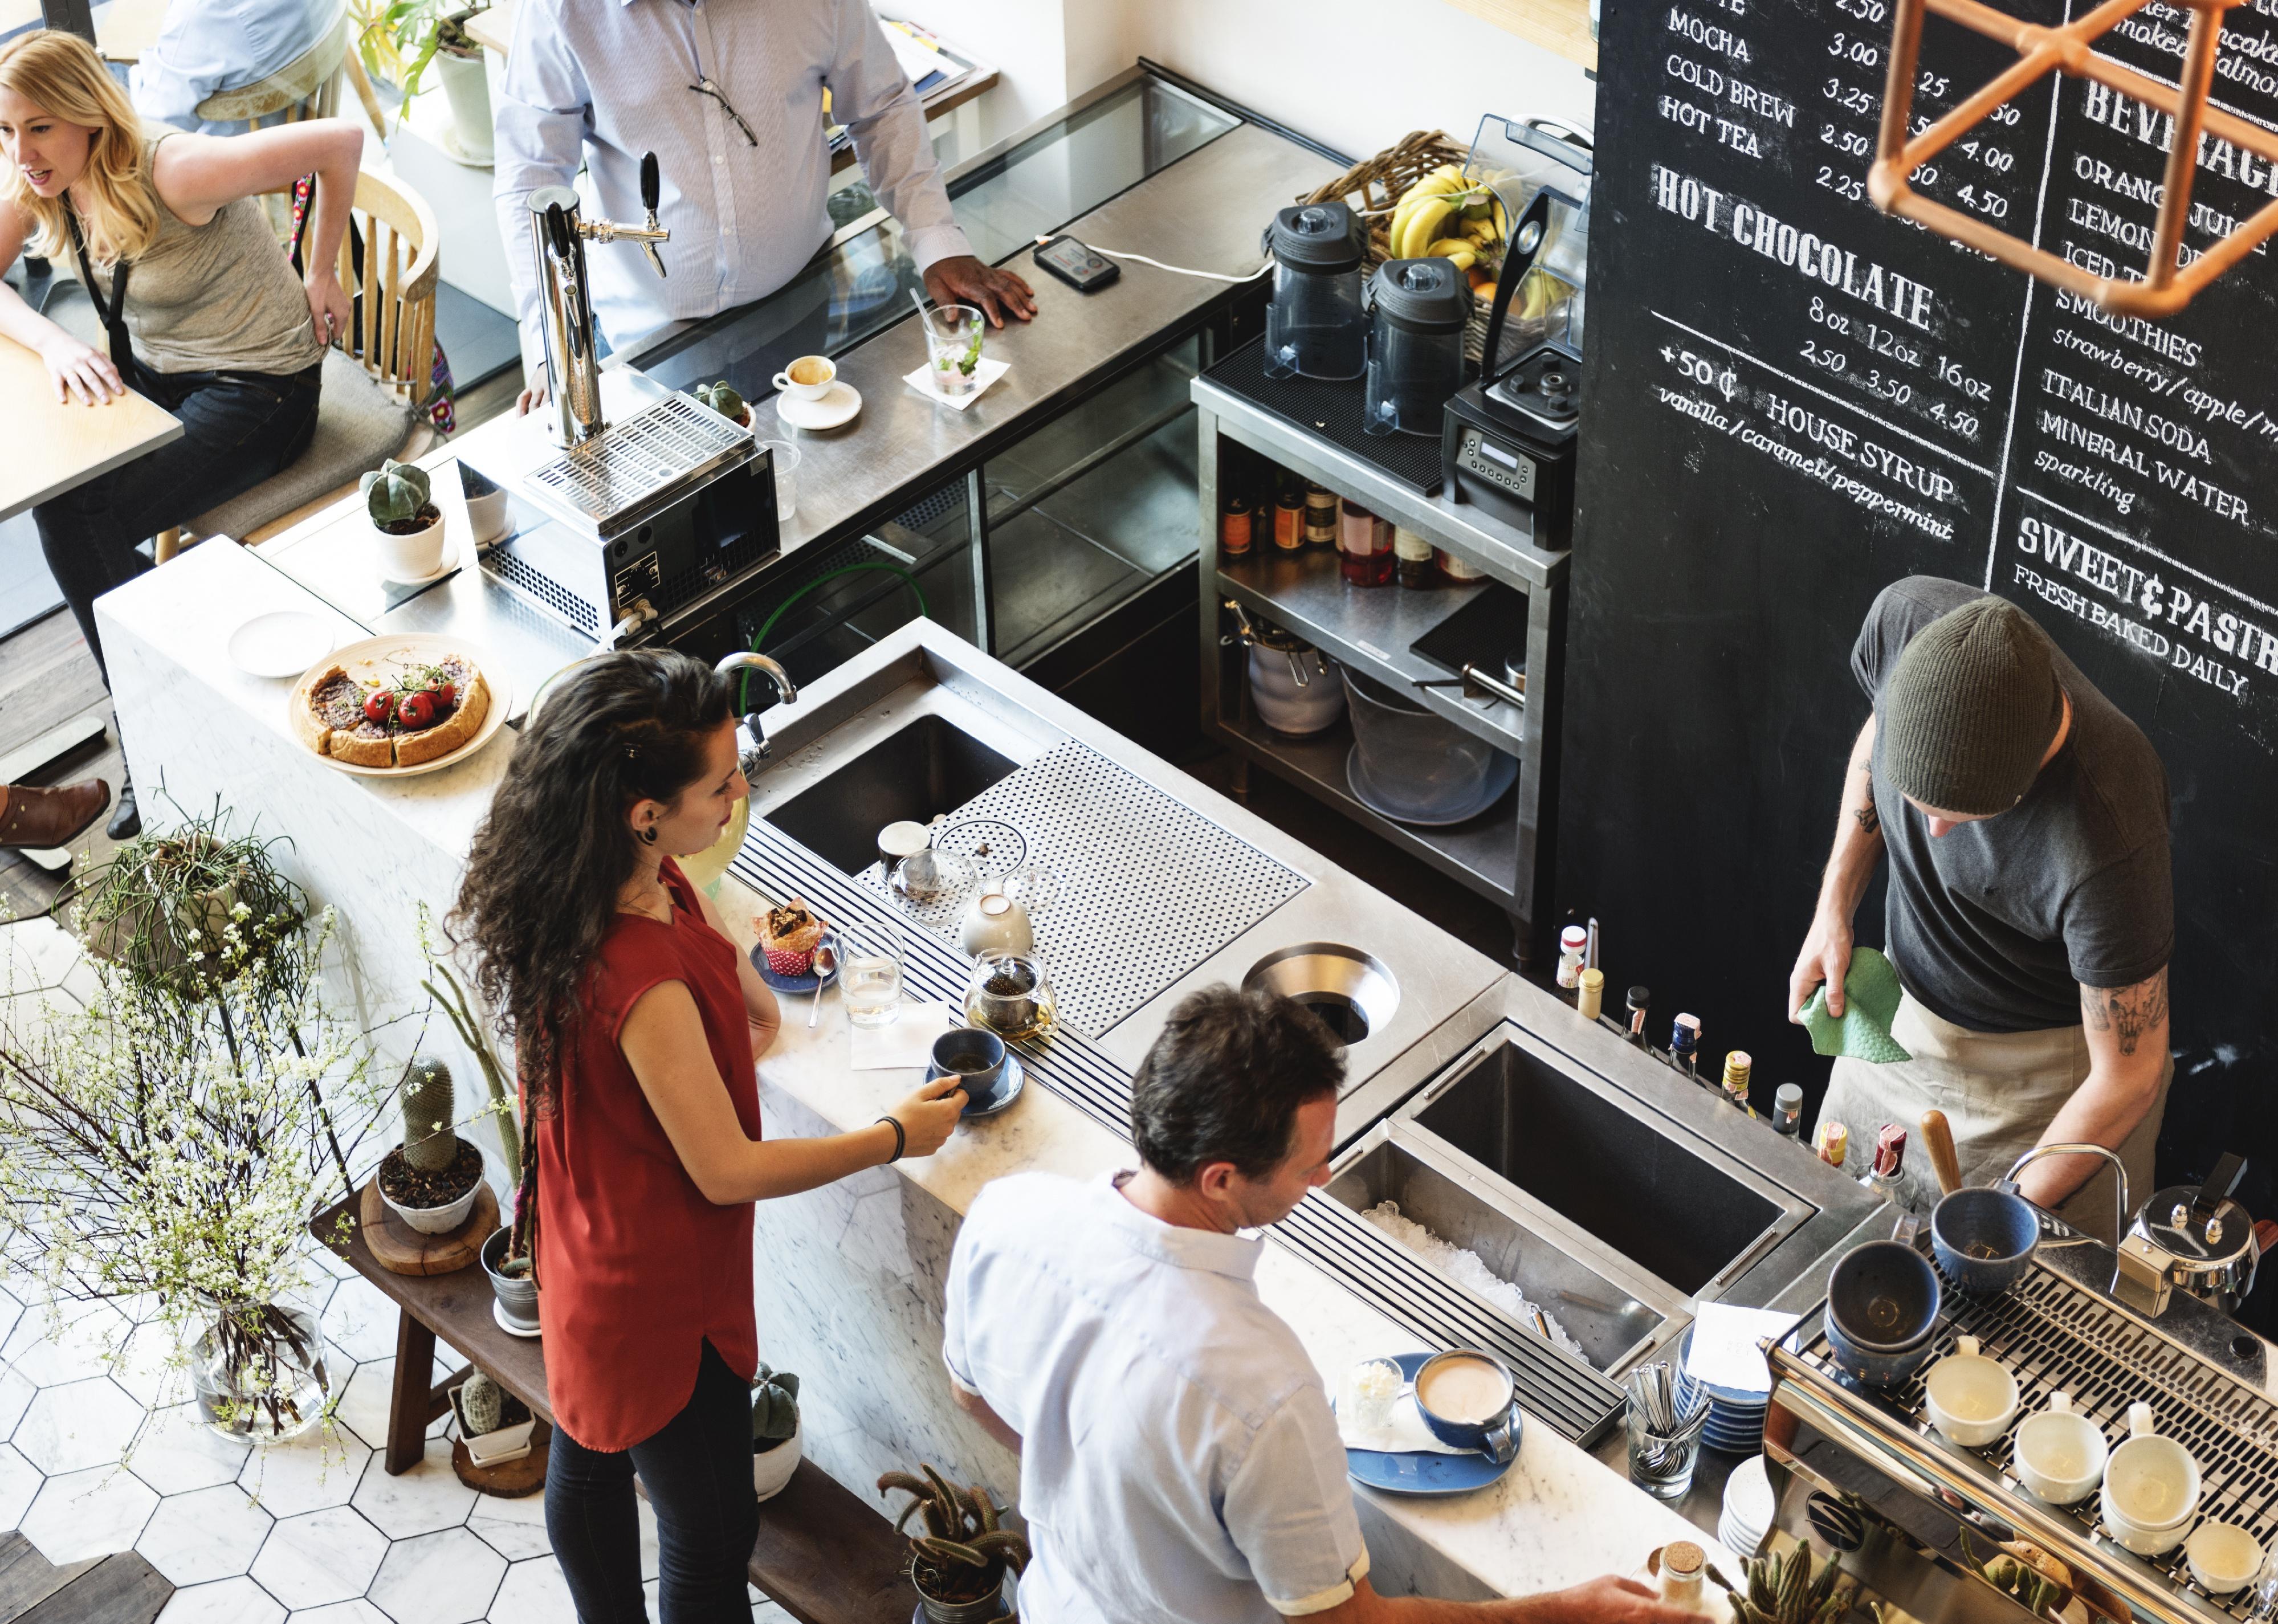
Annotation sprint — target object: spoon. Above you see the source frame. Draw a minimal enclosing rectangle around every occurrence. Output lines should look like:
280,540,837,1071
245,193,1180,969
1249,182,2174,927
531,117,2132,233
808,942,838,1028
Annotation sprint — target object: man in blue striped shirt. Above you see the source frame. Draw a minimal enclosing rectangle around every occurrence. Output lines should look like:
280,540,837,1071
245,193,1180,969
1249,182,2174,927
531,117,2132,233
492,0,1033,409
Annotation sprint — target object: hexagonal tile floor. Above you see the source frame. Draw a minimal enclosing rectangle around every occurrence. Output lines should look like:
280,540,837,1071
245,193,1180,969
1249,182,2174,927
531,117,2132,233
0,939,799,1624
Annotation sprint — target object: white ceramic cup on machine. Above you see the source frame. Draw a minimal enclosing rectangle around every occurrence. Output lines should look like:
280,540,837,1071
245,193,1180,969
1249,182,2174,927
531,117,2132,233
2100,1402,2200,1554
1922,1336,2020,1447
2012,1391,2108,1504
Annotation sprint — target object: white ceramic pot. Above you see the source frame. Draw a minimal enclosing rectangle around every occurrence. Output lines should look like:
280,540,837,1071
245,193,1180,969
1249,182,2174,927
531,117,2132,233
958,891,1034,957
463,485,512,544
434,46,493,164
752,1419,801,1501
1248,643,1343,736
382,1177,481,1235
376,512,445,582
450,1384,537,1466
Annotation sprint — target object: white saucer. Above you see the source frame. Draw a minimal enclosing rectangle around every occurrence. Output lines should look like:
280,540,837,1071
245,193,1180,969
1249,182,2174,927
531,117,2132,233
493,1299,541,1339
381,534,461,586
228,610,337,678
776,381,861,431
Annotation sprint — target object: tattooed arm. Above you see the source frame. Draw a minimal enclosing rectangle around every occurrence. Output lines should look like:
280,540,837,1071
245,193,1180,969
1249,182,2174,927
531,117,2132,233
2011,968,2172,1210
1790,713,1886,1022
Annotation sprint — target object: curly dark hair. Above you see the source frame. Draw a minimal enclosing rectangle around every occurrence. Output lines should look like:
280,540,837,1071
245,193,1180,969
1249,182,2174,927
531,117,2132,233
447,650,732,1254
1130,986,1345,1183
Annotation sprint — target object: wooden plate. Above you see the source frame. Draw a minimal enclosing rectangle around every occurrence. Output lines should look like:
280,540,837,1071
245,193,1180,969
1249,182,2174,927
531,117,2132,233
286,634,513,778
358,1176,499,1276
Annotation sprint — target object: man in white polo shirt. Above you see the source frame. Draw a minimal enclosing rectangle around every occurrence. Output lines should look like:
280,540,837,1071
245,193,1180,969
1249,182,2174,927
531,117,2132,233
943,987,1698,1624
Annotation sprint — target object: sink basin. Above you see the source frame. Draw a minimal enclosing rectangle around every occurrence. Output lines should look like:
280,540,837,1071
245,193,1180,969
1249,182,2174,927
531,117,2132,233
1326,1133,1666,1370
764,714,1017,874
1409,1033,1787,1297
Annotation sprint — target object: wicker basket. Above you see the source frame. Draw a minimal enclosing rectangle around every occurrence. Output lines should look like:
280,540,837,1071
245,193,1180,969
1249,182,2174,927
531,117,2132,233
1294,130,1493,363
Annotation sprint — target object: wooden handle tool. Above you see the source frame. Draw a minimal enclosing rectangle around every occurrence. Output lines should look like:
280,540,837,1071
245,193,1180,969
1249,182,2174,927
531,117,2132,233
1921,1109,1963,1197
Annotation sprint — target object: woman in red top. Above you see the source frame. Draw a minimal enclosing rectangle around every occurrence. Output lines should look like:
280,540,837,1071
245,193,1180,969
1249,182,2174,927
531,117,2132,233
451,650,964,1621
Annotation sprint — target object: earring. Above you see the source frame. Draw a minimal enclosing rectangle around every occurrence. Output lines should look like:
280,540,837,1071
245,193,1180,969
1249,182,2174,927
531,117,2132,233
639,826,658,846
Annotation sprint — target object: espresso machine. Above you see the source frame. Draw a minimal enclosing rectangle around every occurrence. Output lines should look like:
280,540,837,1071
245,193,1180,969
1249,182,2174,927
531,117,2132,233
458,154,779,647
1751,1152,2271,1624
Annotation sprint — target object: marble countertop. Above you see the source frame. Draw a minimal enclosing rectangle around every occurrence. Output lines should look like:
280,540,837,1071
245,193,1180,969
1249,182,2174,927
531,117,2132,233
715,870,1742,1600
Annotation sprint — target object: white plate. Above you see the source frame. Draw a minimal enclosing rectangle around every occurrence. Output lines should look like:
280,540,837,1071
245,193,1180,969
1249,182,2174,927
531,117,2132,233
380,532,461,586
776,380,862,431
229,610,339,679
287,633,514,778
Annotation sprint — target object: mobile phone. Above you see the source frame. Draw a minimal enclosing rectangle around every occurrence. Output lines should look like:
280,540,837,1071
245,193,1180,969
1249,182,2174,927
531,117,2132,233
1035,235,1119,292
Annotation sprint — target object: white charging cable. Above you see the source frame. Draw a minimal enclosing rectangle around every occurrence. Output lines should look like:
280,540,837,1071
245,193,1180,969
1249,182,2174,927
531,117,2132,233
1034,236,1272,283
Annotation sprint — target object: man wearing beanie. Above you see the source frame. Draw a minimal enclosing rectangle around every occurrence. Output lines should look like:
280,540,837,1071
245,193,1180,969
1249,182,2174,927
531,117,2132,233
1788,577,2173,1235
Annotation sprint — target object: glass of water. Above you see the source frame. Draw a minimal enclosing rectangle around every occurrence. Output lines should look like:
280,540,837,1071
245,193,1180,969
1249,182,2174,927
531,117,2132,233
756,438,800,523
838,920,903,1029
922,303,986,398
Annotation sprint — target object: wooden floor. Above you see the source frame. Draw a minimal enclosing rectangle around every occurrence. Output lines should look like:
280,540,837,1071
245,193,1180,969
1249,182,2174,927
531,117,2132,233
0,1533,170,1624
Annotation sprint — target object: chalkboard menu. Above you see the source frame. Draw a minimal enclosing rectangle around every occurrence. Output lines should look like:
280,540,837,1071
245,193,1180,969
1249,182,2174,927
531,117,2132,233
1564,0,2278,1314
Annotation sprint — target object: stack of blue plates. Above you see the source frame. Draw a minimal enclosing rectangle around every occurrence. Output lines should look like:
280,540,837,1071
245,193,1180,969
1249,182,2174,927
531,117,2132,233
1700,1384,1768,1453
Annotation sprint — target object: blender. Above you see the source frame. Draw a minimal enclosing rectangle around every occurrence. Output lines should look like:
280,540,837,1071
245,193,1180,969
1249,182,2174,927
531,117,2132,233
1262,201,1367,380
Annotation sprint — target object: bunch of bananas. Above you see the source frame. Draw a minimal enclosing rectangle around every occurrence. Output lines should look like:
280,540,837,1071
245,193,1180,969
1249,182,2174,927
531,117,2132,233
1385,164,1510,301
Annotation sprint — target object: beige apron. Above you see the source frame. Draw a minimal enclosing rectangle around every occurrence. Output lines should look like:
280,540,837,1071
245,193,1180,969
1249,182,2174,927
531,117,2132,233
1819,993,2171,1243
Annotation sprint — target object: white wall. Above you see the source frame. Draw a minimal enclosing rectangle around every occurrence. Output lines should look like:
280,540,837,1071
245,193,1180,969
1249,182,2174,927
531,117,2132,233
889,0,1075,144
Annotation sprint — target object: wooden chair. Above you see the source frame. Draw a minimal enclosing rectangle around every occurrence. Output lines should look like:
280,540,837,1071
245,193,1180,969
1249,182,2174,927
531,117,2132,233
161,167,439,557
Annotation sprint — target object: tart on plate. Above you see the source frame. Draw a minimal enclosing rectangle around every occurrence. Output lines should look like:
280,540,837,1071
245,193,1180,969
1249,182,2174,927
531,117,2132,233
293,650,491,768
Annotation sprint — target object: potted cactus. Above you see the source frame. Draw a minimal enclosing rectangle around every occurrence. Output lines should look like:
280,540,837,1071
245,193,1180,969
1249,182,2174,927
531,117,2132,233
694,381,751,429
751,1363,801,1501
879,1464,1028,1624
449,1369,536,1466
364,457,445,579
377,1056,486,1234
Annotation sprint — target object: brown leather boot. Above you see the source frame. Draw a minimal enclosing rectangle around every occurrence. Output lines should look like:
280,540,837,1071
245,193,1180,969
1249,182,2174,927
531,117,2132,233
0,780,111,849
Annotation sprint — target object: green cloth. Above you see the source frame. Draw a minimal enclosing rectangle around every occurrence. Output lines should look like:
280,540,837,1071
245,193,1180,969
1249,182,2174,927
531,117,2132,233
1800,946,1913,1063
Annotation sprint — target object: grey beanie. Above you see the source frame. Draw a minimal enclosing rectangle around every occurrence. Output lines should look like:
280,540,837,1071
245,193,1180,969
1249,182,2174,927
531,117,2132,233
1882,598,2061,815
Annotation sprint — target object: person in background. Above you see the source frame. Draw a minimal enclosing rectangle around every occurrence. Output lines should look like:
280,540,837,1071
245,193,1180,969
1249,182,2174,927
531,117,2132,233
129,0,336,135
450,649,967,1619
491,0,1036,413
0,778,109,848
943,985,1705,1624
1788,577,2173,1234
0,30,360,839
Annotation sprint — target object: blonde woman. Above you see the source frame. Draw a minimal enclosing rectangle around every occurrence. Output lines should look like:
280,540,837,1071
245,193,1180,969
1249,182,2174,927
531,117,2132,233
1,30,358,831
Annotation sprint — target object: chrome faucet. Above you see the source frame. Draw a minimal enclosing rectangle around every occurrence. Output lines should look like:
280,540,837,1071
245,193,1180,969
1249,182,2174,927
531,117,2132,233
527,152,670,450
714,652,798,778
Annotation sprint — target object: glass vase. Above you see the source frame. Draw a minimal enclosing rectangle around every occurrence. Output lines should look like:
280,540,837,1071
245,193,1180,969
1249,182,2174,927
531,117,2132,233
184,1302,332,1442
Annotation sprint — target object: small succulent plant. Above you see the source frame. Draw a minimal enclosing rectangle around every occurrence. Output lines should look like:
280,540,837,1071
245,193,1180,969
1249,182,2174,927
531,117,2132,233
1729,1542,1851,1624
879,1464,1028,1607
400,1056,458,1173
751,1364,799,1452
459,1369,505,1436
695,381,747,421
362,458,433,526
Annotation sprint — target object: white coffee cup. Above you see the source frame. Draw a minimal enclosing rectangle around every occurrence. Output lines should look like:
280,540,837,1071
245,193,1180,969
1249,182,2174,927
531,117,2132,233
2100,1402,2199,1554
1923,1336,2019,1448
377,519,444,582
773,355,836,401
2012,1391,2108,1505
2184,1522,2267,1596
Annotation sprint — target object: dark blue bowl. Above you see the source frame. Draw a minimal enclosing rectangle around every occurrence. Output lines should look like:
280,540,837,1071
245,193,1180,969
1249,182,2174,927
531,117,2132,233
1931,1187,2040,1295
1825,1241,1941,1388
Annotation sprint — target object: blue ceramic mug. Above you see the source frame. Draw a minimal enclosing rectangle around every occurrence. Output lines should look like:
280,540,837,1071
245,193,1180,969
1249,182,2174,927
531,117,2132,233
1931,1186,2040,1295
932,1027,1008,1113
1412,1350,1521,1464
1824,1241,1941,1388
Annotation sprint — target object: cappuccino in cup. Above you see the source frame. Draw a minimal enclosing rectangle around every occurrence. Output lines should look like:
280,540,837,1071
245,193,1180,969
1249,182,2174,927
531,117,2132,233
1416,1354,1511,1425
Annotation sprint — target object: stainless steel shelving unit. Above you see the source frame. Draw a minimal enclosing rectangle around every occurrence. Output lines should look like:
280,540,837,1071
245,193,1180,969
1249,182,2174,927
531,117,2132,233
1192,377,1570,967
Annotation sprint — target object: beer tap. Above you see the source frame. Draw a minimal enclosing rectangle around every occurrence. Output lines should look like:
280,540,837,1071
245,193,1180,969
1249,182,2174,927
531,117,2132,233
527,152,672,449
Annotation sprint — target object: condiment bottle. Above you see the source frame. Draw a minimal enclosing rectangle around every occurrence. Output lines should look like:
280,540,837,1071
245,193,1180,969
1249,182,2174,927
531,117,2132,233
1772,1083,1803,1137
1577,968,1604,1022
1303,483,1339,548
1817,1119,1849,1169
1220,495,1253,557
1436,546,1488,581
1273,483,1306,552
1556,924,1589,990
1670,1013,1701,1079
1394,525,1437,588
1658,1541,1720,1618
1863,1124,1909,1205
1721,1050,1751,1110
1339,498,1392,586
1626,985,1651,1047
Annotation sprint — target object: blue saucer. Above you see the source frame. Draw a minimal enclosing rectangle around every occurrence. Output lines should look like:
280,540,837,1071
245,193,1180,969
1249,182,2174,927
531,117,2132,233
1339,1352,1522,1497
927,1052,1026,1118
749,942,825,994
